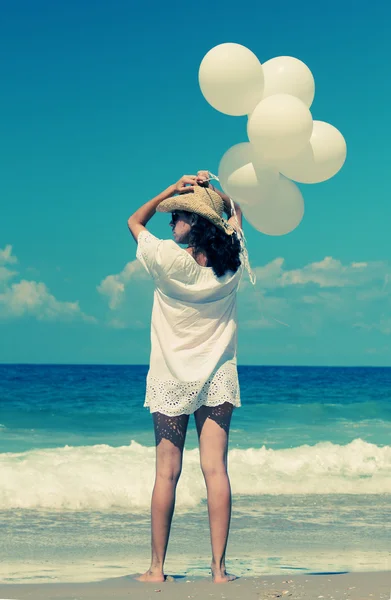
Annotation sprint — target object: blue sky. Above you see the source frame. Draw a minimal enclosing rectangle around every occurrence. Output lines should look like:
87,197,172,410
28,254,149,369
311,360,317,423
0,0,389,366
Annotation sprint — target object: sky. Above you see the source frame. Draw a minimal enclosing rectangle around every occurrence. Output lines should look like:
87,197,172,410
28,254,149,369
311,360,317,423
0,0,390,366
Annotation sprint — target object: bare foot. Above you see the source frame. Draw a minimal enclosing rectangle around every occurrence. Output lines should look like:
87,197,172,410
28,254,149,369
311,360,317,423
210,564,238,583
135,569,166,583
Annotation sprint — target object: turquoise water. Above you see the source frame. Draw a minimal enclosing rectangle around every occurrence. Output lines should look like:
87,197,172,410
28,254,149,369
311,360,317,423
1,364,390,582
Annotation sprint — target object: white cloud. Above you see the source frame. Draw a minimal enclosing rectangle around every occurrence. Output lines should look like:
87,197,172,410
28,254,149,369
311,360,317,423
365,345,390,355
0,266,17,283
240,256,391,336
353,318,391,336
0,245,18,284
250,257,285,289
351,262,368,268
0,280,95,322
0,244,17,266
302,295,319,304
0,245,95,323
107,317,146,330
252,256,390,289
97,259,148,309
241,316,288,329
238,287,291,329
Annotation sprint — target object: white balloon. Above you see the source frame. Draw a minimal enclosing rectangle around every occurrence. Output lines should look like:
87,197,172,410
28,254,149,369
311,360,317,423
199,43,264,116
262,56,315,107
241,176,304,236
277,121,347,183
248,94,313,161
218,142,279,206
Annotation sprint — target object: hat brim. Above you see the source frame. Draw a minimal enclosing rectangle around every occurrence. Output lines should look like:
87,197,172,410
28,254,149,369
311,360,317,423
157,196,235,235
156,192,197,215
156,190,236,235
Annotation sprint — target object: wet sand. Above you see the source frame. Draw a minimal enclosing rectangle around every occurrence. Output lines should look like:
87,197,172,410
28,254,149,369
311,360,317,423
0,569,390,599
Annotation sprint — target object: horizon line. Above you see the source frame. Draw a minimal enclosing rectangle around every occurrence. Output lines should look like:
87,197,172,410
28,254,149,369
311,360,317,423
0,363,390,369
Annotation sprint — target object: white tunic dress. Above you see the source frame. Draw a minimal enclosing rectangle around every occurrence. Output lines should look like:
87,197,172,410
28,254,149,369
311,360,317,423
136,229,244,416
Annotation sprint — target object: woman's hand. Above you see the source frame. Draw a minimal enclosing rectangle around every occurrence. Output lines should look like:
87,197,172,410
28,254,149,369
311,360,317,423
174,175,198,194
196,170,210,187
174,171,211,193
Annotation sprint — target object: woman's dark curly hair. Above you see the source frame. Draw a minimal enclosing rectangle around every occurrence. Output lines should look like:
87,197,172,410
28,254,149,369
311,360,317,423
185,212,242,278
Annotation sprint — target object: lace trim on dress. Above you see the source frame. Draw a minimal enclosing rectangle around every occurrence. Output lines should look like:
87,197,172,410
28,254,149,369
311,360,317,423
136,230,159,270
144,360,241,416
138,230,156,247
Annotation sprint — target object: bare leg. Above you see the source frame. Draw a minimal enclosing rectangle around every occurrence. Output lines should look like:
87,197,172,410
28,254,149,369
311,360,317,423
194,402,238,583
135,412,189,582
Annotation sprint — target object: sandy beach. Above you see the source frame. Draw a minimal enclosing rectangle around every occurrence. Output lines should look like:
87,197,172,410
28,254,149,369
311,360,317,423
0,570,390,600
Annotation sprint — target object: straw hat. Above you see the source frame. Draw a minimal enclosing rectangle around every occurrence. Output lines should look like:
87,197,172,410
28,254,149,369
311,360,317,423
156,185,236,236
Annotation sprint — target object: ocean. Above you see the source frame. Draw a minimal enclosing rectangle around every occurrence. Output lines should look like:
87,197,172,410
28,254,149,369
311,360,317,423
1,364,390,584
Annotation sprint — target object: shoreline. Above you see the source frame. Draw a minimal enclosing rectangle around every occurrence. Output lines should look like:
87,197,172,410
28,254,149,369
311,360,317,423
0,569,390,600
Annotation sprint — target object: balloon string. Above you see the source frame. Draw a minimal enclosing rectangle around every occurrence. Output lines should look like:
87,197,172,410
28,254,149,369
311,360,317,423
207,171,257,286
206,171,290,329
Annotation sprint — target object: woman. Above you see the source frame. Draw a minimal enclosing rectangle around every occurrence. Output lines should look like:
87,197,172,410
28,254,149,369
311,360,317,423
127,170,244,584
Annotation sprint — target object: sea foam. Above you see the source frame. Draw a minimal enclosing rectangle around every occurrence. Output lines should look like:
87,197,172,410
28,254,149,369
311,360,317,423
1,438,390,510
